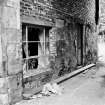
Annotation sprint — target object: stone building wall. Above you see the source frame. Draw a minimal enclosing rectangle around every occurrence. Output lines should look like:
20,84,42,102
0,0,97,104
0,0,23,104
20,0,97,96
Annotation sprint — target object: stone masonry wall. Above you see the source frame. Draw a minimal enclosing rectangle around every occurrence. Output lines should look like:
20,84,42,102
0,0,23,104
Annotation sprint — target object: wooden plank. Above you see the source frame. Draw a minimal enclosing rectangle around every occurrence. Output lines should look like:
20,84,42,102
54,64,95,83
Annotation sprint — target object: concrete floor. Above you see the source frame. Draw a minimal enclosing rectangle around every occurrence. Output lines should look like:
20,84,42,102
15,63,105,105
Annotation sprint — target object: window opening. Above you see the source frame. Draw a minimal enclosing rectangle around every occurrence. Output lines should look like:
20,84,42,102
22,24,51,75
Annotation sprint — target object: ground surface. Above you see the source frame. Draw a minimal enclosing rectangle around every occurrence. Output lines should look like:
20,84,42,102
15,63,105,105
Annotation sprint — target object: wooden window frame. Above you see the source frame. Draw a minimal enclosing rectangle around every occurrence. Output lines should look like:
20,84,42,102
22,24,50,73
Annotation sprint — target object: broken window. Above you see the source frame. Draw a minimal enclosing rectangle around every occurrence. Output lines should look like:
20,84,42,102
22,24,51,74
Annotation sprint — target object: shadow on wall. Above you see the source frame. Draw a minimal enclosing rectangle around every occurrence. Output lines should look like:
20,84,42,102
49,27,77,79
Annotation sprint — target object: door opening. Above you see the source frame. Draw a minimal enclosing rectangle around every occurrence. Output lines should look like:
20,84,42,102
77,24,83,66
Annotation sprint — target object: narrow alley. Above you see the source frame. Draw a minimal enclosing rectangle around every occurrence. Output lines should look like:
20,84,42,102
15,63,105,105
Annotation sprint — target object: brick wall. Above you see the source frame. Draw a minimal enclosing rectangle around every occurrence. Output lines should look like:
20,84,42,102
20,0,55,23
53,0,95,25
20,0,95,26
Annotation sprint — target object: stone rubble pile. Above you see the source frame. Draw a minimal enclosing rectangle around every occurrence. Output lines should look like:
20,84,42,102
30,82,64,99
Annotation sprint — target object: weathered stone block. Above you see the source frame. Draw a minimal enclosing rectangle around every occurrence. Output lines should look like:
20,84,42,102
2,6,20,29
0,78,8,94
8,88,22,104
0,60,8,77
3,30,22,76
0,66,4,77
1,30,7,59
0,93,9,105
6,0,20,8
7,58,22,75
6,73,22,90
5,74,23,104
7,43,22,75
5,29,22,43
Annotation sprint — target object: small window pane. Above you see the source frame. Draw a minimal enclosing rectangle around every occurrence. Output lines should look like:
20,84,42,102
22,24,51,73
28,42,38,56
28,28,39,41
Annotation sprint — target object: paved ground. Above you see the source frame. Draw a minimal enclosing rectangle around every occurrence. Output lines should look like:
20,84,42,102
15,63,105,105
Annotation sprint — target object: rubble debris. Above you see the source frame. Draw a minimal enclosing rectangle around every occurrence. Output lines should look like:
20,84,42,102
41,82,63,96
23,82,64,100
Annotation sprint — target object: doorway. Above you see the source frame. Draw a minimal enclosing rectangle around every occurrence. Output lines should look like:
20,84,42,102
76,23,83,66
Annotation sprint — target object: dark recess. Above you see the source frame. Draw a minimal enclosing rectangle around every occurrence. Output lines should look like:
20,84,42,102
95,0,99,25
